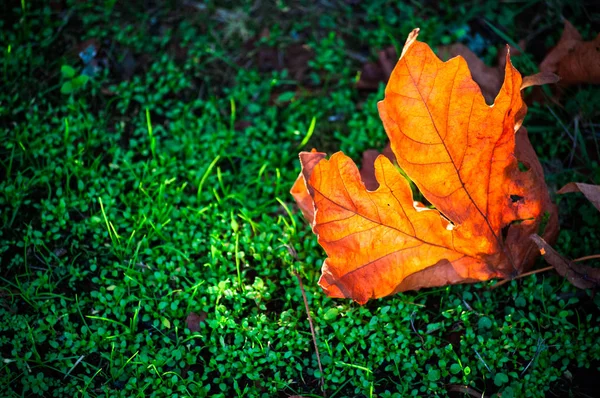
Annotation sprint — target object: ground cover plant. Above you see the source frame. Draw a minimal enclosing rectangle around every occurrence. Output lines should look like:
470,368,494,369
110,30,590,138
1,1,599,397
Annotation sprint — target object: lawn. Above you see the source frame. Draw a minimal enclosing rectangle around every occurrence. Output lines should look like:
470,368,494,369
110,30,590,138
1,1,599,397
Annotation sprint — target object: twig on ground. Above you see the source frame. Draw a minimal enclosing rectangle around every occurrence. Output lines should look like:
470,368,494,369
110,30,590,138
490,266,554,290
410,310,424,344
64,355,85,379
293,269,326,397
573,254,600,262
473,348,492,373
447,385,488,398
521,337,546,376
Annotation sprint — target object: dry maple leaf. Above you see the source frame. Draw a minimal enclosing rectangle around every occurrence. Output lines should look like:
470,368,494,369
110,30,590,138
540,20,600,86
291,29,557,304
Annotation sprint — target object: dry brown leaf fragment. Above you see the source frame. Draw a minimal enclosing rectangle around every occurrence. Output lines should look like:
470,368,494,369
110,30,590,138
185,312,207,332
557,182,600,211
540,20,600,85
356,46,398,90
249,28,313,82
531,234,600,289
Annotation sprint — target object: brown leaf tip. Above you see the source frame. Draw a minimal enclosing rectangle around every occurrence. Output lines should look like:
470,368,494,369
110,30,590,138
401,28,421,59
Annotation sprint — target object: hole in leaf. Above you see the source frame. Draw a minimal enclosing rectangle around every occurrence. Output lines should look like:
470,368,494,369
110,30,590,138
518,161,530,171
510,195,523,203
537,211,551,235
501,225,510,241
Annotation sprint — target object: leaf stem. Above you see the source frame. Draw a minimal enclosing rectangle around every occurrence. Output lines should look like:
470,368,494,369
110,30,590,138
573,254,600,262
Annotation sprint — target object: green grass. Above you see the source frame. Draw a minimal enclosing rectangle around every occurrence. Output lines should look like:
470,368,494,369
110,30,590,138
1,1,599,397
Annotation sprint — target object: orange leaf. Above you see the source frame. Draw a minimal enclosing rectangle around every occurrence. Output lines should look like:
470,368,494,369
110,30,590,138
292,29,557,304
437,41,528,104
290,149,326,223
437,43,504,104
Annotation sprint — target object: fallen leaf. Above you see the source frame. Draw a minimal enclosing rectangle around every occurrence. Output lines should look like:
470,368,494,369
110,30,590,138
291,150,326,223
285,43,314,82
531,234,600,289
185,312,207,332
250,28,313,82
292,29,557,304
540,20,600,85
557,182,600,211
357,46,398,89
